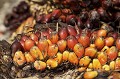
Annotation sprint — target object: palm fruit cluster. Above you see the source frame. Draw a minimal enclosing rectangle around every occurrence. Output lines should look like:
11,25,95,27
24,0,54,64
1,0,120,79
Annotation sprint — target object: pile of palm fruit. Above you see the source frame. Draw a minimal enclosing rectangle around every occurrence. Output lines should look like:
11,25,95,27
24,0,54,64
0,0,120,79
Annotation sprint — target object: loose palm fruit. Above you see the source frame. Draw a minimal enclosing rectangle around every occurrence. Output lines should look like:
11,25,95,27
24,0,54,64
93,59,102,70
79,56,91,67
109,61,115,70
30,46,44,60
102,65,110,71
48,44,58,57
13,51,26,66
68,52,78,65
62,50,70,61
85,47,97,58
57,40,67,52
95,37,105,50
73,43,84,58
107,46,118,61
46,59,58,69
83,71,98,79
25,52,35,63
54,52,62,64
105,37,114,47
98,52,107,65
34,60,46,71
97,29,107,37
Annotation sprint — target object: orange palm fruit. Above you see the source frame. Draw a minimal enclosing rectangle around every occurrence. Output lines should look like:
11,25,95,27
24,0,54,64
34,60,46,71
25,52,35,63
97,29,107,37
106,46,118,61
88,63,93,69
47,39,52,45
84,71,98,79
48,44,58,57
78,67,87,72
93,59,102,70
85,47,97,58
30,46,44,60
95,37,105,50
54,52,63,64
49,32,59,44
105,37,114,47
46,59,58,69
73,43,84,58
57,39,67,52
13,51,26,66
62,50,70,61
97,52,107,65
37,38,49,58
79,56,91,67
68,52,78,65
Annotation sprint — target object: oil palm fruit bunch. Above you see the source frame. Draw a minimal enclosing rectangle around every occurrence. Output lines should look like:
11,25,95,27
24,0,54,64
1,0,120,79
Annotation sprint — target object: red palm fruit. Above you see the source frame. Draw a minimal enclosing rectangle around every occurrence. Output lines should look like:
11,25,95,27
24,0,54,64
67,25,77,36
61,9,72,15
66,15,77,26
30,33,38,43
73,43,84,58
107,46,118,61
21,35,29,41
59,15,66,22
42,13,51,23
51,9,62,20
78,34,90,48
97,52,107,65
25,52,35,63
68,52,79,65
105,37,114,47
59,27,68,40
95,37,105,50
57,39,67,52
13,51,26,66
67,35,78,50
85,47,97,58
76,34,81,40
34,60,46,71
48,44,58,57
24,39,35,51
50,32,59,44
41,30,50,39
116,38,120,50
20,40,25,50
97,29,107,37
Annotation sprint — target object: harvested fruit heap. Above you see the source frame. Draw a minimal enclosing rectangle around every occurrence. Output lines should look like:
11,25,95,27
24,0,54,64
0,0,120,79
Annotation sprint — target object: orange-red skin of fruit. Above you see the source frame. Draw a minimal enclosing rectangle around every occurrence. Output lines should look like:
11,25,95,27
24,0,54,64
51,9,62,19
67,25,77,36
95,37,105,50
30,33,38,42
98,52,107,65
50,32,59,44
78,34,90,48
116,38,120,50
24,39,35,51
85,47,97,58
67,35,78,50
105,37,114,47
57,40,67,52
97,29,107,37
48,44,58,57
73,43,84,58
107,46,118,61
